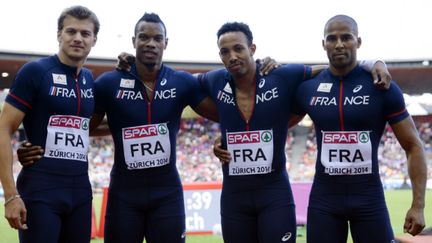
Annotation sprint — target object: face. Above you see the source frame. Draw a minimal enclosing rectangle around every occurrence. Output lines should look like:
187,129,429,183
57,16,97,63
218,31,256,77
322,20,361,71
133,21,167,67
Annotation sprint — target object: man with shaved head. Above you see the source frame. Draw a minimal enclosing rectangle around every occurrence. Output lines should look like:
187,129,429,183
290,14,427,242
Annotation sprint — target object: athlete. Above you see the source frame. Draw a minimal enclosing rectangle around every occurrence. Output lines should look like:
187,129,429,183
88,13,220,243
0,6,99,243
290,15,427,242
204,22,393,243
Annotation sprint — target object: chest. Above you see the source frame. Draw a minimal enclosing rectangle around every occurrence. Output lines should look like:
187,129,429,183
305,81,384,129
39,75,94,117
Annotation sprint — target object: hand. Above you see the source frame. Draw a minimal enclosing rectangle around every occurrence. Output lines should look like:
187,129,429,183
17,141,43,167
256,57,281,76
116,52,135,72
371,61,391,90
213,136,231,164
5,198,28,230
403,206,425,236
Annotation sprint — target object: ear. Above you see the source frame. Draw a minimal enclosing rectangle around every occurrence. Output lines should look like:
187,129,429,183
250,43,256,56
132,36,136,49
164,37,168,50
357,37,362,49
57,31,62,43
322,39,326,51
92,36,97,47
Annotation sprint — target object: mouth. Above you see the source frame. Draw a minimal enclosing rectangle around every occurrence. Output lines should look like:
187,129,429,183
228,63,241,72
142,50,158,58
333,53,346,59
70,45,84,49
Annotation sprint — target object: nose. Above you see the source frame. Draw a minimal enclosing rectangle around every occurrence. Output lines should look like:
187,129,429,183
72,33,83,43
228,52,238,64
145,38,157,48
335,38,344,49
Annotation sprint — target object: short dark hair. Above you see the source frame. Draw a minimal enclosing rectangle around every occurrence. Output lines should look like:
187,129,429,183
57,5,100,36
217,22,253,45
134,13,167,36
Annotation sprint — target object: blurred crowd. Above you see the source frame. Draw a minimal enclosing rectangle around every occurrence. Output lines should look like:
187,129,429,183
3,118,432,193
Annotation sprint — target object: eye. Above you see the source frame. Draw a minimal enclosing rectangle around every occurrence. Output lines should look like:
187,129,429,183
234,46,244,53
81,31,92,37
341,34,353,41
65,29,76,35
220,49,229,56
154,36,164,42
326,35,337,42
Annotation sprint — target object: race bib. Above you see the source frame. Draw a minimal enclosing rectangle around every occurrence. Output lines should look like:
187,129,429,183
44,115,90,162
321,131,372,175
122,123,170,170
226,129,273,176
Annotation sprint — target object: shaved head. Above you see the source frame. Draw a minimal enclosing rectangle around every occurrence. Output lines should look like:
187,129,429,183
324,15,358,36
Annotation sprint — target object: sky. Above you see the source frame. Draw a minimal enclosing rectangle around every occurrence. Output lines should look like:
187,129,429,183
1,0,432,63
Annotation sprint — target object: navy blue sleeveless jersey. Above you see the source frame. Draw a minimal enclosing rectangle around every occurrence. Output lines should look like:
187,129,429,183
94,64,206,186
200,64,311,189
6,55,94,176
293,65,408,184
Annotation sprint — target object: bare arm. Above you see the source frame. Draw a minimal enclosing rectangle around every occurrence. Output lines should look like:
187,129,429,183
360,60,392,89
191,97,219,122
391,116,427,236
0,103,28,230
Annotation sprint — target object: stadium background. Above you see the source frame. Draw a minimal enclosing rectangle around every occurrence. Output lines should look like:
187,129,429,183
0,51,431,242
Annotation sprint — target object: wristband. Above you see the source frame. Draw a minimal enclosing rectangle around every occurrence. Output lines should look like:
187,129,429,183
4,194,21,206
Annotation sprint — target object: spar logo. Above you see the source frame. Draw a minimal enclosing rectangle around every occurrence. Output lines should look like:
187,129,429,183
227,132,260,144
358,132,369,143
261,131,272,142
227,131,273,144
323,132,358,144
49,116,88,130
158,124,168,135
123,125,158,139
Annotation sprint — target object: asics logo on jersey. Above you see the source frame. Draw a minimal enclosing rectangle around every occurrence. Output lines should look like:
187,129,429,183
353,85,362,93
49,87,93,99
281,232,292,241
258,78,265,88
160,78,167,86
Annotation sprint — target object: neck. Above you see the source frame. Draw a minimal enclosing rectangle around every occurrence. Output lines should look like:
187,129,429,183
57,52,85,75
136,60,161,82
329,61,358,77
233,64,256,91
